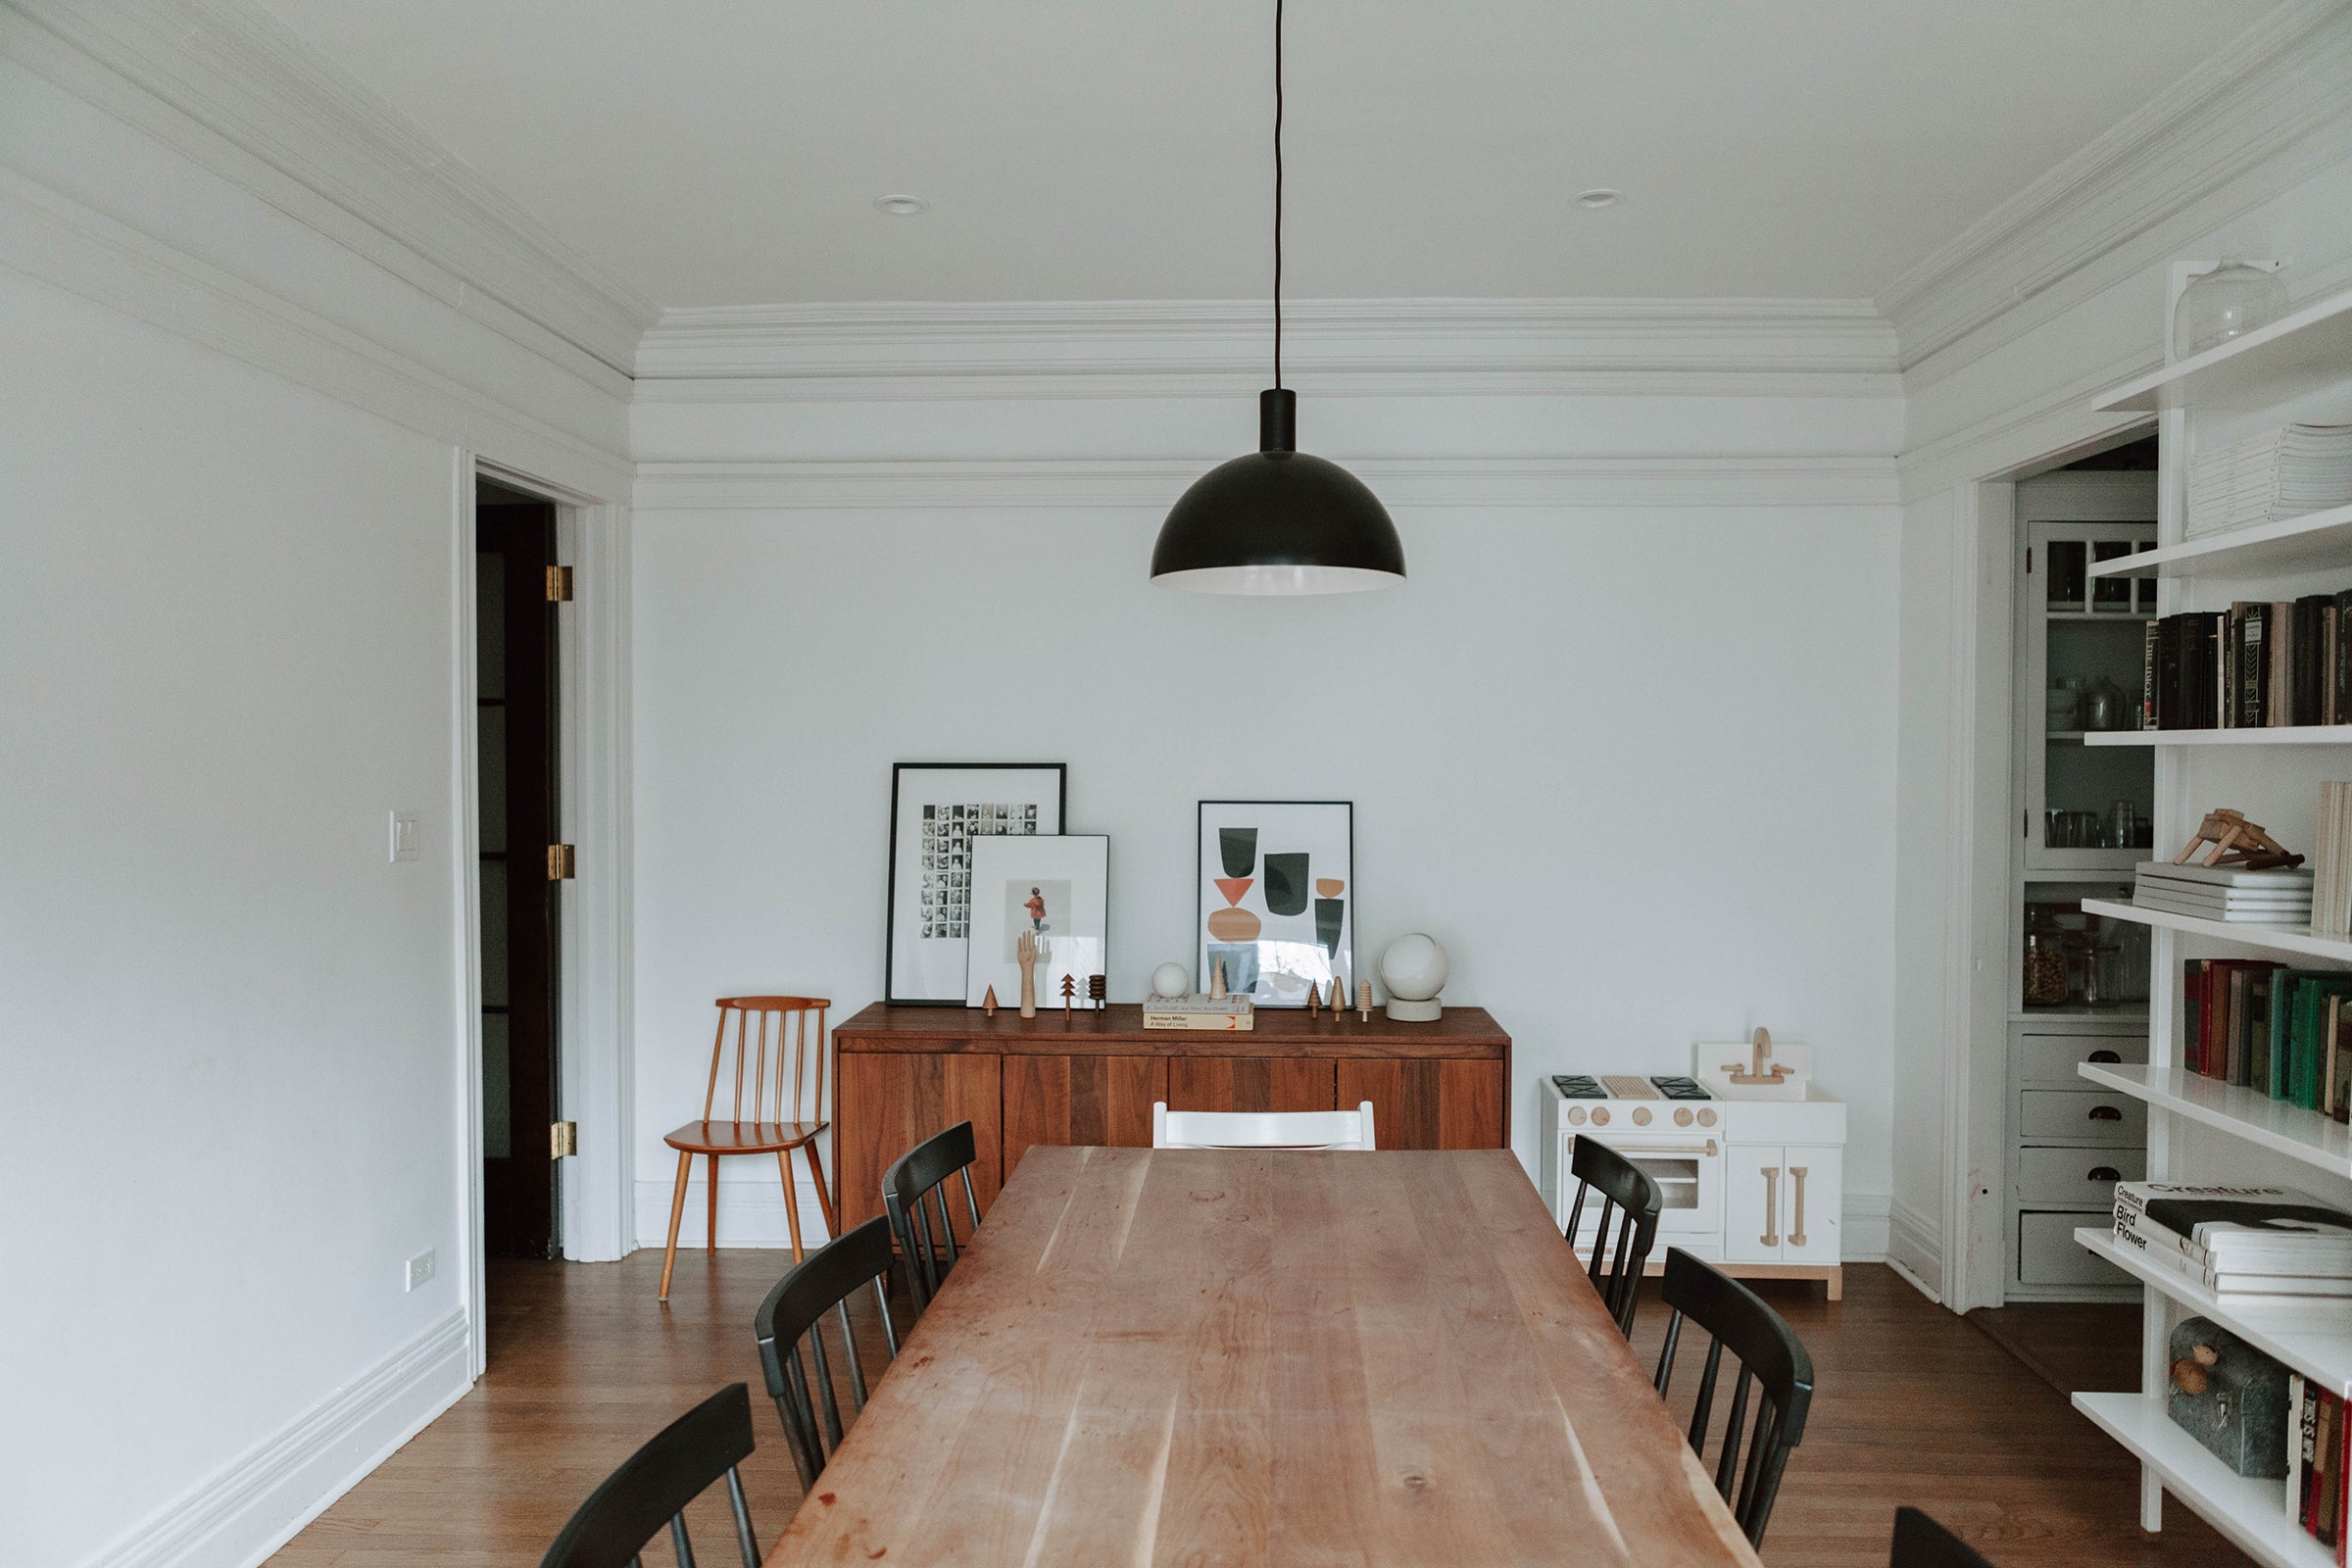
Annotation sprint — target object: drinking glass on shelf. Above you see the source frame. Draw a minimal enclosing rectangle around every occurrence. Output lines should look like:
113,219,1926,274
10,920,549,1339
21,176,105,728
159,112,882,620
2108,800,2137,851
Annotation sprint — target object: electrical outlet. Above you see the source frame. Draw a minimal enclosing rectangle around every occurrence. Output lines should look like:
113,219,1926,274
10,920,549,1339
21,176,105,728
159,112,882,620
389,810,420,863
406,1249,436,1291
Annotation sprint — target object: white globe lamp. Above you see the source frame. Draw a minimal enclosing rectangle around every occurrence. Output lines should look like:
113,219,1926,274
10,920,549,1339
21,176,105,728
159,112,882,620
1379,934,1449,1022
1150,962,1192,1001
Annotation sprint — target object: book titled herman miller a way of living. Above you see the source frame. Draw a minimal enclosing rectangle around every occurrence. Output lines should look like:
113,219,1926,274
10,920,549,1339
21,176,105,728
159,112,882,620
2113,1181,2352,1300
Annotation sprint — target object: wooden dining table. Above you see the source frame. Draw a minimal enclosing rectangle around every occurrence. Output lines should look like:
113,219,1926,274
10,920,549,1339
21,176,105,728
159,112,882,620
761,1146,1764,1568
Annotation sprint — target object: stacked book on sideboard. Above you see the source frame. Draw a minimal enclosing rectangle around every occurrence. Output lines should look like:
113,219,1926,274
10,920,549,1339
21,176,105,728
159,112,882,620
2187,423,2352,538
2176,957,2352,1119
2142,594,2352,729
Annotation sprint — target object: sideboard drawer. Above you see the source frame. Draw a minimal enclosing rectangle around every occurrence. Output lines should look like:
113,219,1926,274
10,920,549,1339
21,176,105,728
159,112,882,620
2015,1032,2145,1084
2017,1089,2146,1144
2016,1146,2144,1205
2017,1210,2131,1286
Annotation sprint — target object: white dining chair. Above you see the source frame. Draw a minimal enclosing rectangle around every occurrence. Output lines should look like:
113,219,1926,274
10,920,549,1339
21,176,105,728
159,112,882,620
1151,1101,1377,1151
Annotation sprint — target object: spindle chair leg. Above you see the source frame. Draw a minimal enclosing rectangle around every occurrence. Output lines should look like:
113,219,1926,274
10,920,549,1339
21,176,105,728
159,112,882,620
779,1151,806,1262
804,1143,839,1236
660,1148,695,1301
706,1154,721,1254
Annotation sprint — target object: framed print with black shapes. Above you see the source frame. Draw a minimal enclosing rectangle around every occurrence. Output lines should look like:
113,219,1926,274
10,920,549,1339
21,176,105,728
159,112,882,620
1197,800,1352,1008
886,763,1066,1004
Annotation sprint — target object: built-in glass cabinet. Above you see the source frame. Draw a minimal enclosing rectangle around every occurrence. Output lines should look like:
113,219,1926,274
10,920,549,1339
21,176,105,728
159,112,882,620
2021,517,2157,872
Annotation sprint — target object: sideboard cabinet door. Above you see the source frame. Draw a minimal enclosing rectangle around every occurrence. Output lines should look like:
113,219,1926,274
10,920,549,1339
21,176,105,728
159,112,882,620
1336,1059,1507,1149
836,1052,1003,1236
1004,1055,1168,1177
1165,1056,1337,1115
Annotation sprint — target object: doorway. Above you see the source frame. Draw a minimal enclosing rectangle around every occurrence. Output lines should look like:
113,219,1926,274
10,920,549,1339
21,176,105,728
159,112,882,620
477,476,563,1259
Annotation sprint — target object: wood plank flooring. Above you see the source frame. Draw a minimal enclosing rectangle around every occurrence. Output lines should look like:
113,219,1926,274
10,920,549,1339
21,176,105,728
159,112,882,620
270,1255,2250,1567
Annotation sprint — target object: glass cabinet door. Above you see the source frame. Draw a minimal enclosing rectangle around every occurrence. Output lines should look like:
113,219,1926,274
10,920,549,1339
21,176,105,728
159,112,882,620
2022,519,2156,872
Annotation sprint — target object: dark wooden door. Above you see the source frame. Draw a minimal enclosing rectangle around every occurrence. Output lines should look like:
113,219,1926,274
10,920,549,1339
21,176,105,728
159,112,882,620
478,490,560,1258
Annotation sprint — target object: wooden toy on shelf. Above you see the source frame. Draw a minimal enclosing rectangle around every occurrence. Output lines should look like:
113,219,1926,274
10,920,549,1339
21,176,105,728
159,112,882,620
1015,930,1042,1018
1088,974,1106,1010
1059,973,1076,1016
1209,957,1228,1000
1356,980,1373,1022
2175,808,2304,870
1327,977,1345,1013
1305,980,1321,1016
982,984,999,1017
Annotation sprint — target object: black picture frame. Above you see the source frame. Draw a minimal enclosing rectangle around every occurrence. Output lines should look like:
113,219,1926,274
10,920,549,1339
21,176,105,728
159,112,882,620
885,762,1068,1004
1195,800,1354,1007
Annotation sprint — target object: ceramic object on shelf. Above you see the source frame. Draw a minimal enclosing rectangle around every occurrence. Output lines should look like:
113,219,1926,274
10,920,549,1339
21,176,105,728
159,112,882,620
2084,676,2129,732
2172,259,2286,360
1150,961,1190,1000
2048,677,2083,733
1378,933,1449,1022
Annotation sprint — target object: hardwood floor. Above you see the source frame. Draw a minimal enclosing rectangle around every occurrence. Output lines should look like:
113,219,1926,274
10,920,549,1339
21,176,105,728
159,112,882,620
1966,1300,2145,1396
270,1256,2249,1567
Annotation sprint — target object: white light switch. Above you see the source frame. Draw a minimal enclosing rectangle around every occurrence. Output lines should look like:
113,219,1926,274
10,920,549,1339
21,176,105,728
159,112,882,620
406,1249,436,1291
389,811,420,863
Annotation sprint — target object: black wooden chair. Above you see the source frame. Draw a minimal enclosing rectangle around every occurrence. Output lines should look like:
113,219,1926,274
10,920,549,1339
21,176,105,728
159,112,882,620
882,1121,985,1311
754,1214,901,1489
537,1383,761,1568
1889,1506,1997,1568
1562,1136,1663,1337
1651,1248,1815,1549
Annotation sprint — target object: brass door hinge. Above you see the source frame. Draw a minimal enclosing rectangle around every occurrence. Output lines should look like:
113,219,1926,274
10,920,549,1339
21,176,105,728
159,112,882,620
546,564,573,603
547,844,576,880
551,1121,578,1157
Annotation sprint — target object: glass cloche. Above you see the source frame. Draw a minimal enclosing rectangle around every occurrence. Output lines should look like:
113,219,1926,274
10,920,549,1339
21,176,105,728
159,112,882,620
2173,258,2287,359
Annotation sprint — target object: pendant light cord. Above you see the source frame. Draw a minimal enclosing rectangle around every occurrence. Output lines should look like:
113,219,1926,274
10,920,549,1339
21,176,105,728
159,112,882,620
1273,0,1283,390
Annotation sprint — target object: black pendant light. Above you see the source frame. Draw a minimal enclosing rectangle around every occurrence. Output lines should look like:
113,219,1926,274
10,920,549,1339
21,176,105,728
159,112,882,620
1151,0,1404,595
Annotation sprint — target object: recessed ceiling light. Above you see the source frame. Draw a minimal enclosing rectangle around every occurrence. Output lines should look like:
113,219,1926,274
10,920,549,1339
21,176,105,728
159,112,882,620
1576,188,1623,209
874,194,929,217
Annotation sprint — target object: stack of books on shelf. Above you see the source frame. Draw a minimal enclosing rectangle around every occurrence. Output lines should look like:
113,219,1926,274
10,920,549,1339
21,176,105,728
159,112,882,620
2185,423,2352,538
2293,1376,2351,1560
1141,993,1253,1031
2139,594,2352,730
2134,860,2313,923
2318,781,2352,938
2113,1182,2352,1300
2180,959,2352,1119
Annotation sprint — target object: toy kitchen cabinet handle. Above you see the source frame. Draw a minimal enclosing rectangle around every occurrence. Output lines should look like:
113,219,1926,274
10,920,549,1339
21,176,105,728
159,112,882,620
1788,1166,1808,1248
1760,1166,1780,1248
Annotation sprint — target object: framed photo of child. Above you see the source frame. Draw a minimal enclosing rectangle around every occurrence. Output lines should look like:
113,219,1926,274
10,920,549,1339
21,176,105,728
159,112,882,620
963,835,1109,1009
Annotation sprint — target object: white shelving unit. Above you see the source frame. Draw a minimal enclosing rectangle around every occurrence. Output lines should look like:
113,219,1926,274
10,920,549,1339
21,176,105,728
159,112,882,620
2067,279,2352,1555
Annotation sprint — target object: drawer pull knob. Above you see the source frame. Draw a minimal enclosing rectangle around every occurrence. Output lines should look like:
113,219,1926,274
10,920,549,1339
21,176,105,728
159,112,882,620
2088,1105,2123,1122
2088,1166,2121,1182
2087,1050,2122,1064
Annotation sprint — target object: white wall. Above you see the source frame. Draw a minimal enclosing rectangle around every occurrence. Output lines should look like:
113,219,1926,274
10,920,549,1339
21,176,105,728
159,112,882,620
0,17,638,1565
629,370,1905,1249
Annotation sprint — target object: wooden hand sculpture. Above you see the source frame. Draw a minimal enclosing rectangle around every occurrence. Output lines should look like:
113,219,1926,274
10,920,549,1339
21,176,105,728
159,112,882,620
1016,929,1042,1018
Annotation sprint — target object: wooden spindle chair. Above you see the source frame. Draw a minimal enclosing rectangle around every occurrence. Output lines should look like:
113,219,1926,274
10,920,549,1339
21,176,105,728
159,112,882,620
536,1383,762,1568
881,1121,984,1314
1562,1136,1663,1337
753,1215,901,1491
660,997,836,1300
1651,1248,1815,1549
1889,1507,1999,1568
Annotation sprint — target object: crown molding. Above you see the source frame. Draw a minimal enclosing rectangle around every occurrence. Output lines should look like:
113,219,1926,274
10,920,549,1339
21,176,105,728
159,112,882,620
634,456,1898,513
632,297,1901,401
1880,0,2352,376
4,0,658,378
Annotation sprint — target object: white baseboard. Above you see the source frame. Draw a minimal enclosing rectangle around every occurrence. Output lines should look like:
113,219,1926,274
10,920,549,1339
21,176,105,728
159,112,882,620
87,1309,471,1568
1886,1196,1945,1303
1839,1191,1891,1262
632,1174,838,1251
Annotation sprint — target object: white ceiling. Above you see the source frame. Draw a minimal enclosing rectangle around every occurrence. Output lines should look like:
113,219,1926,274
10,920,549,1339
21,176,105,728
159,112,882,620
256,0,2280,310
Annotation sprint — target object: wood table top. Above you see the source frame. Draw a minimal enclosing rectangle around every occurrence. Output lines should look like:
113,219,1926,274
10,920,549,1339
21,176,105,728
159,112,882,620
760,1146,1760,1568
833,1002,1508,1056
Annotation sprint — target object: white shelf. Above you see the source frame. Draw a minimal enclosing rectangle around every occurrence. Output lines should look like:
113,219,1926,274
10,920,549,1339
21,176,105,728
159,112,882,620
2081,899,2352,964
2084,505,2352,580
2084,726,2352,746
2077,1061,2352,1178
2045,608,2157,620
2094,287,2352,416
2073,1392,2329,1568
2073,1227,2352,1397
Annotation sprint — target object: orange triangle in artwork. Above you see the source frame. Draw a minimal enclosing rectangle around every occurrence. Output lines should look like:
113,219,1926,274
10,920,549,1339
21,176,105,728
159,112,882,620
1214,876,1253,906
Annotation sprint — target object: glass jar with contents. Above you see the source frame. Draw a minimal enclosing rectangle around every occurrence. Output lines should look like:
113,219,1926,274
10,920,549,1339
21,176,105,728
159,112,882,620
2023,928,2069,1007
2084,677,2128,732
2048,677,2084,733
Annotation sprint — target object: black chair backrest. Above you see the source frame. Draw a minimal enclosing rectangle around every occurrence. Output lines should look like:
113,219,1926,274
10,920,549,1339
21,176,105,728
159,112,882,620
1562,1135,1662,1337
882,1121,984,1311
537,1383,760,1568
1651,1249,1814,1549
1890,1506,1997,1568
754,1214,901,1488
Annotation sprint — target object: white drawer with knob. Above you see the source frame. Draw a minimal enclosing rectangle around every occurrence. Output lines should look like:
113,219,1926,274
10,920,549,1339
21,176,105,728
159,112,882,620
2015,1033,2145,1084
2015,1146,2145,1205
2017,1088,2146,1144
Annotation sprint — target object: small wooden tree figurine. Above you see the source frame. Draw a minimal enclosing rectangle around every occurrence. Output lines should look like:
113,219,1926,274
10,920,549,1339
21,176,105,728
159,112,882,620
1059,972,1077,1016
982,984,999,1017
1088,974,1107,1010
1306,979,1321,1017
1356,980,1374,1022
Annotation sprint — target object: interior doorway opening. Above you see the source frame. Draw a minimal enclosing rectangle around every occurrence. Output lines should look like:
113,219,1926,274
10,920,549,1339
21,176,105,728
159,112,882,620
477,475,564,1260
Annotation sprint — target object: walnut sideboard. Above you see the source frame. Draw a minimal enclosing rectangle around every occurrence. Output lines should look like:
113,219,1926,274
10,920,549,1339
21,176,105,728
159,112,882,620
829,1003,1512,1233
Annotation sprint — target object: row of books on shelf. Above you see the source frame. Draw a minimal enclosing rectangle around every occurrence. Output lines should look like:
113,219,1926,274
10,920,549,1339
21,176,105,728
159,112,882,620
2321,783,2352,939
2179,959,2352,1119
2294,1378,2351,1560
2186,423,2352,539
2115,1183,2352,1298
2141,594,2352,730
